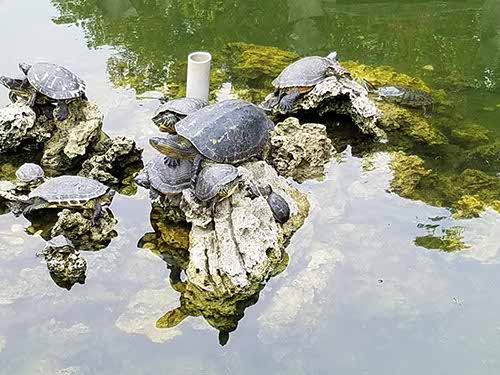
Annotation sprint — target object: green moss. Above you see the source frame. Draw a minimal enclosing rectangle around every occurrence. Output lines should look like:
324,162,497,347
452,195,487,219
390,152,432,198
414,226,469,252
466,142,500,171
449,122,490,147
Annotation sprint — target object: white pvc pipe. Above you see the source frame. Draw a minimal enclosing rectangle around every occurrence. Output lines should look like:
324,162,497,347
186,51,211,101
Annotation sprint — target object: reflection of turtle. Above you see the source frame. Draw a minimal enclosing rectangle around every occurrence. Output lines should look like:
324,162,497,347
362,79,434,114
135,155,192,199
152,97,208,133
249,184,290,224
24,176,115,226
38,235,87,290
15,163,45,184
194,164,239,204
270,52,350,112
150,99,273,185
16,62,86,120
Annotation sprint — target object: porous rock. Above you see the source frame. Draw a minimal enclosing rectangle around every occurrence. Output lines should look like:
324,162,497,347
51,209,117,251
265,117,333,182
177,161,309,296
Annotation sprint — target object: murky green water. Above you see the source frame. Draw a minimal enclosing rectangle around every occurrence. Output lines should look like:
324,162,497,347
1,0,500,373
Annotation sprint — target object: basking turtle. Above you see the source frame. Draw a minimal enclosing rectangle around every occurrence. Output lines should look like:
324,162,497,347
270,52,351,113
194,164,239,203
16,62,86,121
135,155,192,199
361,79,434,114
150,99,273,186
15,163,45,184
149,135,198,168
249,184,290,224
24,176,115,226
152,97,208,133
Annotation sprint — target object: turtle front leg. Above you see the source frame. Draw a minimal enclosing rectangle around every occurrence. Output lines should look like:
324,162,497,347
23,198,50,216
191,154,204,188
26,91,37,107
55,100,70,121
163,157,180,168
92,201,102,227
278,88,300,113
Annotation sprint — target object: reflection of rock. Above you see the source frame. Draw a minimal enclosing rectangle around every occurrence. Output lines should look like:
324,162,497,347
266,117,333,182
40,101,103,171
0,102,48,154
78,135,143,188
115,288,184,343
51,209,118,251
0,335,5,352
0,266,58,305
258,245,343,344
174,161,309,295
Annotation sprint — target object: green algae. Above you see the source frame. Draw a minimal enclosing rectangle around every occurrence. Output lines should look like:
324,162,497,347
415,226,469,252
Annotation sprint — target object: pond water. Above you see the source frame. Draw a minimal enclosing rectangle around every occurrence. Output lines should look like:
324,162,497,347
1,0,500,374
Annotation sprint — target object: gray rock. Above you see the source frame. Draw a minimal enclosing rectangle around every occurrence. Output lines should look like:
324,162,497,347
178,161,309,295
78,135,143,185
0,102,50,154
266,117,333,182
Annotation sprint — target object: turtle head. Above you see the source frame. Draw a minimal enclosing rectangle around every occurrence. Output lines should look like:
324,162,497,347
149,135,196,160
101,189,116,206
327,51,338,61
134,170,151,189
18,62,32,75
361,79,377,93
0,76,23,90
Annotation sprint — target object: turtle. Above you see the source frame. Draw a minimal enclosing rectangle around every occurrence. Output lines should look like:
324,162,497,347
152,97,209,133
135,155,193,199
149,135,198,168
361,79,434,114
150,99,273,186
249,184,290,224
194,164,239,205
15,163,45,184
16,62,87,121
23,176,115,226
270,51,351,113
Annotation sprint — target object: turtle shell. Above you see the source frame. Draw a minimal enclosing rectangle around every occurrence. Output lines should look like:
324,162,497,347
27,62,85,100
144,155,192,194
272,56,333,89
15,163,44,182
267,191,290,224
29,176,108,203
153,97,208,118
175,99,272,164
195,164,238,201
47,235,74,250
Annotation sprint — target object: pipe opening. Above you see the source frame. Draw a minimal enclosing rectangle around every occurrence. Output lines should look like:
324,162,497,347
188,52,212,64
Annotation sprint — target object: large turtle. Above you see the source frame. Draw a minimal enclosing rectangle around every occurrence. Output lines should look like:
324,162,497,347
270,52,351,113
135,155,193,199
194,164,239,204
150,99,273,186
361,79,434,114
16,62,86,121
24,176,115,226
152,97,208,133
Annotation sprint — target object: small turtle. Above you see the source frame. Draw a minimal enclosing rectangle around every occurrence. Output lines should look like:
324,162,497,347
135,155,192,199
194,164,239,204
150,99,273,186
270,52,351,113
152,97,208,133
15,163,45,184
24,176,115,226
361,79,434,114
249,184,290,224
15,62,86,121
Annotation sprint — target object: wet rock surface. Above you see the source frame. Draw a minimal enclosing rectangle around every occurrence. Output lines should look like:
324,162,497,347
266,117,333,182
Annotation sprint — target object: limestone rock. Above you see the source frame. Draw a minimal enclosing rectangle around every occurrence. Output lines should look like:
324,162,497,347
266,117,333,182
0,102,50,153
40,100,103,171
51,209,117,251
180,161,309,296
78,135,143,185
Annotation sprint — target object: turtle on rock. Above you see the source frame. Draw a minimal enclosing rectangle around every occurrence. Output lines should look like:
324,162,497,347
15,163,45,184
194,164,239,208
135,155,193,200
150,99,273,186
249,184,290,224
0,62,87,121
268,51,351,113
152,97,208,133
23,176,115,226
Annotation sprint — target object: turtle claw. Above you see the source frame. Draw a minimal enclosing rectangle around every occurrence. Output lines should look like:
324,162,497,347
163,157,180,168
